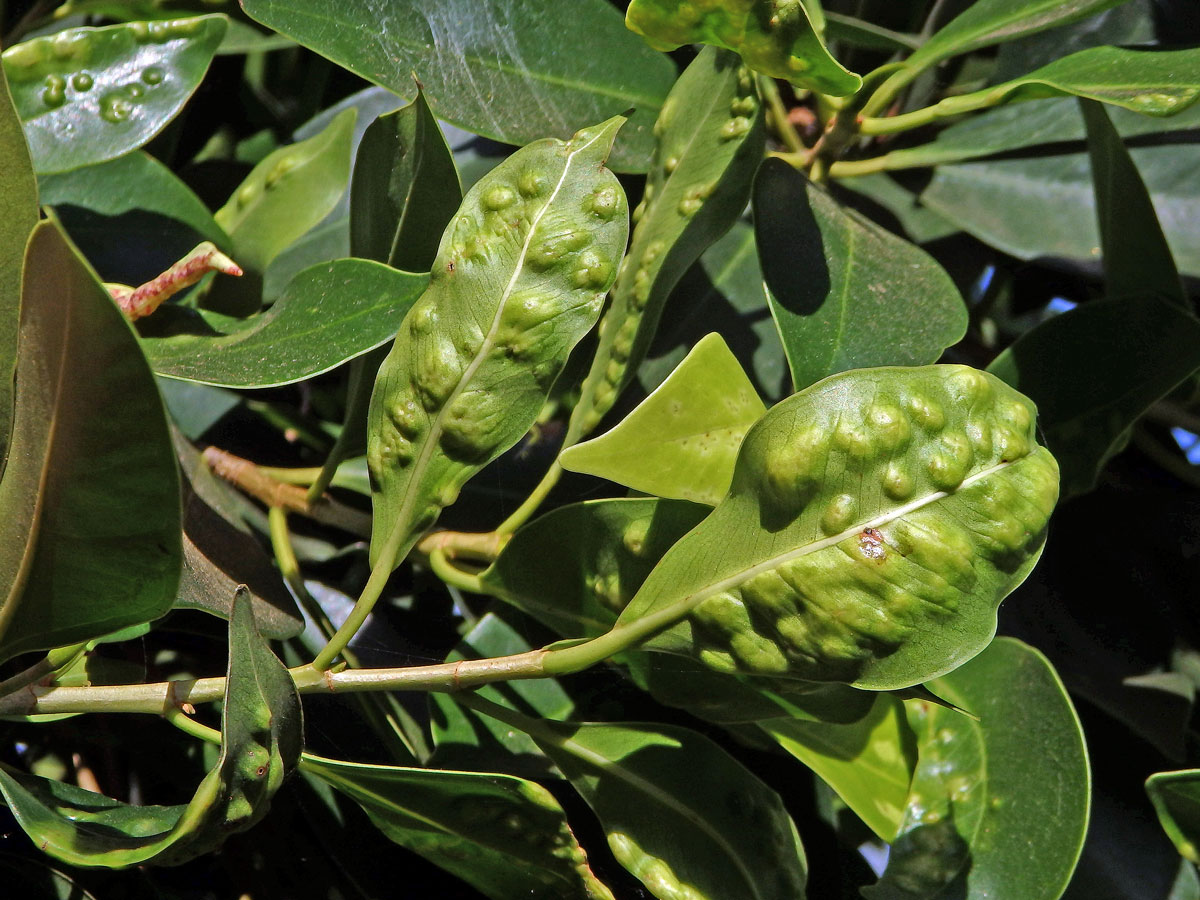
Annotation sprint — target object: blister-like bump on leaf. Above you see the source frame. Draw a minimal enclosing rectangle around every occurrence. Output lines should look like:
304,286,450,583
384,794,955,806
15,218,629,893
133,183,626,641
616,365,1059,690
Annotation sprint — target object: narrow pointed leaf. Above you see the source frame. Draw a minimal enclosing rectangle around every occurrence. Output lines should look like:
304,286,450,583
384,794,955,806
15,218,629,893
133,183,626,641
350,91,463,271
239,0,673,173
905,0,1128,72
754,159,967,392
214,107,356,278
762,694,915,842
2,16,227,174
568,47,764,441
616,365,1059,691
302,755,614,899
1148,771,1200,864
866,638,1089,900
0,64,37,468
529,721,808,900
626,0,861,96
367,117,628,570
0,222,181,662
0,593,302,866
561,333,765,505
139,258,427,388
988,294,1200,496
1081,99,1185,306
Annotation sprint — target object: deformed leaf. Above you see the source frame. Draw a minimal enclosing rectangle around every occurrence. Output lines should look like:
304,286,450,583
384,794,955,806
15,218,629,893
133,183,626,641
1148,770,1200,864
568,47,764,441
302,755,614,899
626,0,861,96
763,694,916,843
367,117,628,571
867,638,1089,899
1081,99,1186,306
0,222,181,663
754,159,967,392
0,592,302,867
615,365,1059,691
528,720,808,900
988,294,1200,497
139,258,427,388
2,16,227,175
239,0,674,173
561,333,765,505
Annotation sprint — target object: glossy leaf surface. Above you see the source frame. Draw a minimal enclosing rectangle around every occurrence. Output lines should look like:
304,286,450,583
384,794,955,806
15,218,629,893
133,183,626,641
482,498,709,639
989,294,1200,497
0,593,302,867
367,117,628,570
0,222,180,662
921,140,1200,278
570,47,764,440
239,0,673,173
39,150,227,248
867,638,1089,899
531,720,807,900
350,90,462,271
562,333,765,505
1148,771,1200,864
139,258,427,388
0,64,37,466
617,365,1059,690
1081,99,1185,306
754,160,967,392
762,694,915,842
214,107,355,277
2,17,226,174
905,0,1127,71
303,755,613,899
626,0,860,96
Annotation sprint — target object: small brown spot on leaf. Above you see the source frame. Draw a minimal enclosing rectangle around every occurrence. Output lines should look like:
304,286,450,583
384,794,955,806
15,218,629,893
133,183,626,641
859,528,886,561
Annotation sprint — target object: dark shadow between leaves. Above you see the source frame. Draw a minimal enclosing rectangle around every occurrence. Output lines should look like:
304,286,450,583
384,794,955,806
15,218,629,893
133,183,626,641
754,158,831,320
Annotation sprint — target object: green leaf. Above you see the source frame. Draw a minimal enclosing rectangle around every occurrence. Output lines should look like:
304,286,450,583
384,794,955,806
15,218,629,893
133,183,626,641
562,333,765,505
214,106,356,280
39,150,228,248
482,498,710,639
2,16,227,175
920,140,1200,278
528,720,808,900
905,0,1128,72
430,613,574,776
1081,99,1186,306
625,0,861,96
176,457,305,640
239,0,674,174
0,63,37,468
0,222,181,663
1149,771,1200,864
988,294,1200,497
351,90,463,271
762,694,916,843
0,592,302,866
569,47,765,441
866,638,1089,899
302,755,614,899
824,12,920,51
616,365,1059,691
754,160,967,392
138,258,427,388
367,117,628,571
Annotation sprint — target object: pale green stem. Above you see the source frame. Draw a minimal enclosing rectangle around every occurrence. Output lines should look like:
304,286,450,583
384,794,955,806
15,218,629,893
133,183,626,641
859,88,1002,135
429,547,486,594
164,707,222,745
494,461,563,536
259,466,323,485
759,76,806,155
0,641,89,702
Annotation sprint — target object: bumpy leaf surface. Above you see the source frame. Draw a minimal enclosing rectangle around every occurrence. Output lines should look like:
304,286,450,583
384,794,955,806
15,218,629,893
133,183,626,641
0,593,302,867
568,47,764,441
367,117,628,570
616,365,1059,690
2,16,226,174
626,0,860,96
